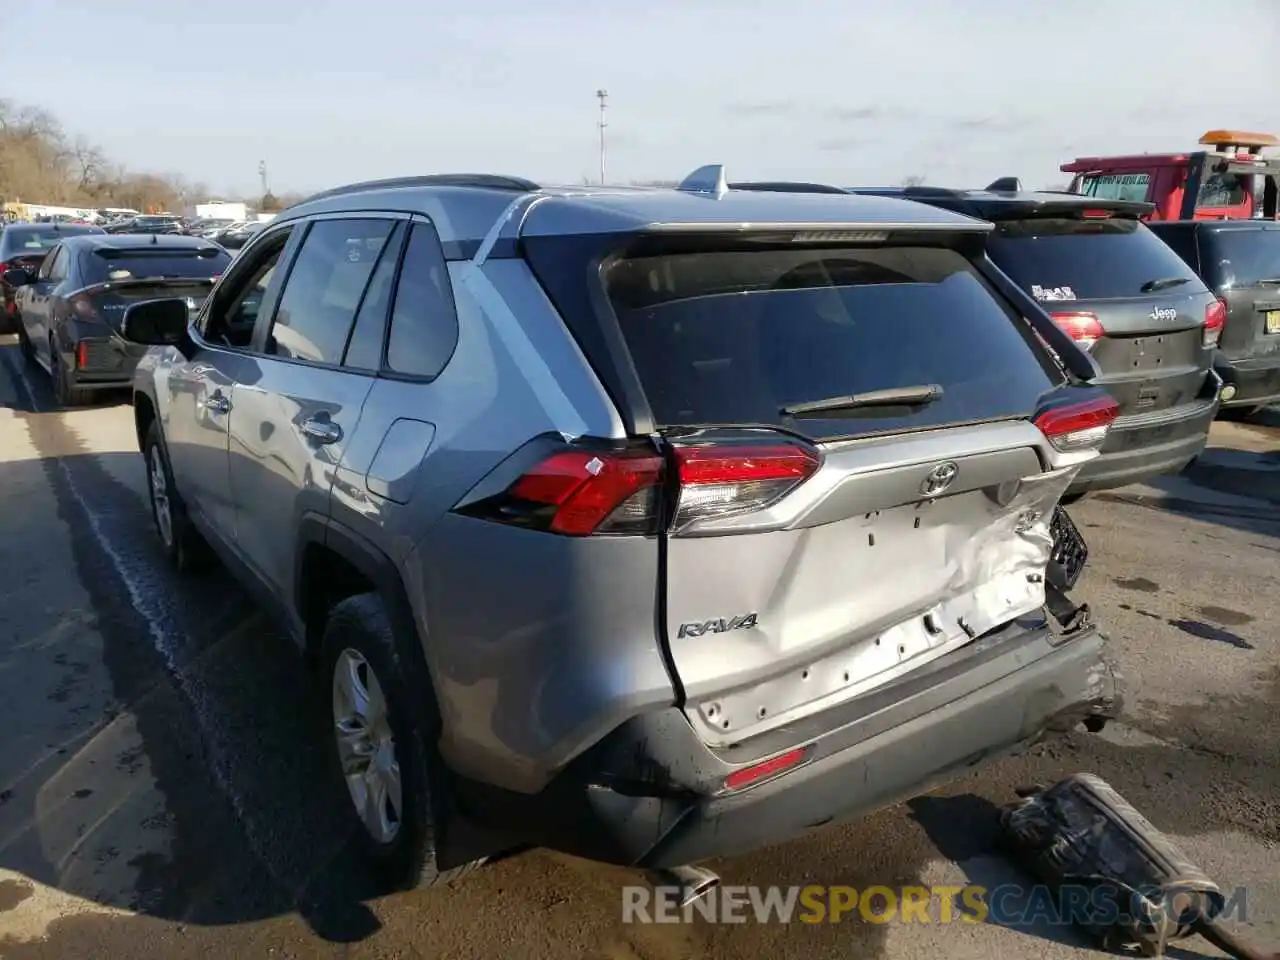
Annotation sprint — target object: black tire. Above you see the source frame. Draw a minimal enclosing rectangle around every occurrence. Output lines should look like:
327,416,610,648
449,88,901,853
143,421,211,573
320,592,481,892
50,339,92,407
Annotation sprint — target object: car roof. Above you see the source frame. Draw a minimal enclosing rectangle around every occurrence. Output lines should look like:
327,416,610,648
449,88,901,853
3,223,105,235
273,168,991,249
843,186,1156,221
1148,219,1280,233
64,233,227,251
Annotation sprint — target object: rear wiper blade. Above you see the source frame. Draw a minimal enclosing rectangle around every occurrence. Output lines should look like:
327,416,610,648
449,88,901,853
781,384,943,417
1139,276,1192,293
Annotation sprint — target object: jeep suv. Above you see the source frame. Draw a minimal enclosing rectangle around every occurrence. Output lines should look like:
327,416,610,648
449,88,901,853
1147,219,1280,414
832,186,1224,497
124,168,1123,892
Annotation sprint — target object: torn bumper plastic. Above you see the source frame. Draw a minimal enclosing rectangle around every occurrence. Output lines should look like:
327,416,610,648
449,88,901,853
453,613,1126,869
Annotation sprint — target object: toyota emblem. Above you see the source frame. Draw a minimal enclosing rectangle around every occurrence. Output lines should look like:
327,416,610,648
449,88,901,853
920,461,959,497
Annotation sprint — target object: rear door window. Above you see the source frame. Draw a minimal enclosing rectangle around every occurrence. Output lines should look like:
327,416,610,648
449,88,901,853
986,219,1205,302
1199,228,1280,288
605,244,1062,441
268,219,396,365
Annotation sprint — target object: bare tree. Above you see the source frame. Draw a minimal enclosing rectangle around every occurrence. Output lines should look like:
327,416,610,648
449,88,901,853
900,174,927,187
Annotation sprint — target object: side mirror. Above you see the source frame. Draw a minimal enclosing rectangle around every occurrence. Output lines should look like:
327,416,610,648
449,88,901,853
3,268,32,287
120,297,193,352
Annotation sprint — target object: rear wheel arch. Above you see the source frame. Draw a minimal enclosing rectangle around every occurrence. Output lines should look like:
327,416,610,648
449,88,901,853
295,518,427,677
133,390,157,454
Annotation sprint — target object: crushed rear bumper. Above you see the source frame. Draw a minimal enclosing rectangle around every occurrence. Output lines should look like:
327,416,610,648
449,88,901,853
452,615,1123,869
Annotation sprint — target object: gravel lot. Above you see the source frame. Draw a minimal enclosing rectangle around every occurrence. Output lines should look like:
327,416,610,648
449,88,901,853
0,336,1276,960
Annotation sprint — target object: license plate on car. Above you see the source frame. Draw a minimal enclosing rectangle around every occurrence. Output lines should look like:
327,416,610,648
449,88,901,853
1266,310,1280,334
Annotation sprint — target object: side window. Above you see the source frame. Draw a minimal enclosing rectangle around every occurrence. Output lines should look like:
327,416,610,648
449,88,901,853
202,227,293,349
385,222,459,379
37,247,63,281
268,219,395,365
341,221,406,370
1197,172,1248,209
48,248,69,282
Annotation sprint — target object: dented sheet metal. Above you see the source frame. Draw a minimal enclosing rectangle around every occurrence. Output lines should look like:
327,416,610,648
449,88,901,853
667,421,1090,749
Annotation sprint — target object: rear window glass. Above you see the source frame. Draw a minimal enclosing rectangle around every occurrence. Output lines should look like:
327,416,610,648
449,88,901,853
2,229,79,252
1079,173,1151,202
986,219,1204,302
81,248,231,284
605,245,1062,440
1200,229,1280,287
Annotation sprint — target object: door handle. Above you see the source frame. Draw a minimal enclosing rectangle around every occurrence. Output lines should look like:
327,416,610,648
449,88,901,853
201,394,230,414
301,418,342,444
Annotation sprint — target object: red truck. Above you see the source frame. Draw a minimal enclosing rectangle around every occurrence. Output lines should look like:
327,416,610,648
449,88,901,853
1060,129,1280,222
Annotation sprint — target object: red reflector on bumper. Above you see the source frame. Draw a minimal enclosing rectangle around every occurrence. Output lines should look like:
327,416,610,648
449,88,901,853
722,746,809,792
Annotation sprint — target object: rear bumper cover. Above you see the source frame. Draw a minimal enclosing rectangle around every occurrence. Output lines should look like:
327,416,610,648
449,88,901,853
1215,355,1280,407
1069,381,1219,494
453,616,1123,869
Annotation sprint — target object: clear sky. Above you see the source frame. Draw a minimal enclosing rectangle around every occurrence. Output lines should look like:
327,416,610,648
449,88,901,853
6,0,1278,197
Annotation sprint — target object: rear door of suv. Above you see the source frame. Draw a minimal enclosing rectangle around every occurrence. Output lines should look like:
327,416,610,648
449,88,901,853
984,214,1217,419
527,231,1114,750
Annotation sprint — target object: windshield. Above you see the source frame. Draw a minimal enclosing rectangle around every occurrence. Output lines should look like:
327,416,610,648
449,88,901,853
82,247,231,284
603,244,1062,440
986,218,1205,302
1078,172,1151,202
1200,228,1280,288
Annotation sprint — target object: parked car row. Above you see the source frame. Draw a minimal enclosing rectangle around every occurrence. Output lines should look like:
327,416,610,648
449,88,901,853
0,222,231,403
2,166,1276,904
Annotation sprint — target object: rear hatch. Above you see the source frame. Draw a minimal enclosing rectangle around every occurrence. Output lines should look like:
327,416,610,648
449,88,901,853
985,216,1216,417
72,243,231,329
1197,225,1280,363
525,233,1115,749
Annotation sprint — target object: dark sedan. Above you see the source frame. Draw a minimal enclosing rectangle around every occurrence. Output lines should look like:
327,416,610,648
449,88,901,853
5,233,231,405
1,222,105,332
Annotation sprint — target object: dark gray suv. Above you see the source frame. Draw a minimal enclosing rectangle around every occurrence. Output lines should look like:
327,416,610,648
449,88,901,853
123,167,1123,895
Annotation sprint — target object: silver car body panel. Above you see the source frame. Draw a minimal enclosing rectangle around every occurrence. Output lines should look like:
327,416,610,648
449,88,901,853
132,179,1106,799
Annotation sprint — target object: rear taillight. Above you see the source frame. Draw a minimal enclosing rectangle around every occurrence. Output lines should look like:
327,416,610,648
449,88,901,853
1049,311,1105,351
76,341,89,369
1034,395,1121,452
671,442,820,532
469,437,820,537
505,448,664,536
1203,299,1226,348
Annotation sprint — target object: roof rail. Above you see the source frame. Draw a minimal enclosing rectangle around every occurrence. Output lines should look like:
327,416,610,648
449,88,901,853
294,173,540,206
985,176,1023,192
677,164,729,199
729,181,849,195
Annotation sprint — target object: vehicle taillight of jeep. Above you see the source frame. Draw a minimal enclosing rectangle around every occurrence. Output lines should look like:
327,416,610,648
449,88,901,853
1203,299,1226,348
1049,311,1105,351
467,436,820,537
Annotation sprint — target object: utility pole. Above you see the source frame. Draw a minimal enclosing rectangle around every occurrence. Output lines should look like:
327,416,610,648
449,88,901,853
258,160,270,197
596,89,608,185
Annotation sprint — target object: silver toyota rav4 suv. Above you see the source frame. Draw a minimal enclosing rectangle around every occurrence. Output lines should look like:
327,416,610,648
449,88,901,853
124,166,1124,894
